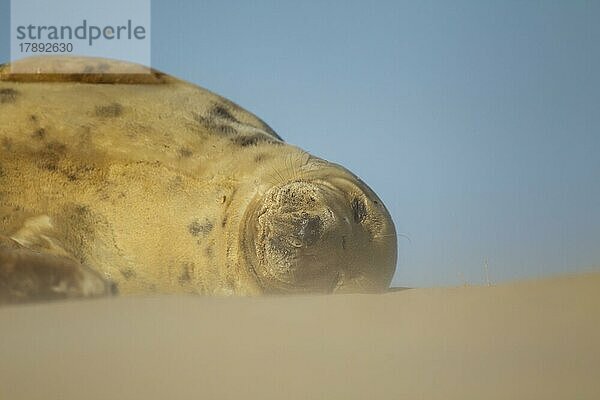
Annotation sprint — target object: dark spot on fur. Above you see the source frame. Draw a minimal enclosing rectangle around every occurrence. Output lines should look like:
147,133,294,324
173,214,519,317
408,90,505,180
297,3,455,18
38,141,67,171
95,103,123,118
0,88,18,104
58,163,97,183
232,136,260,147
178,147,193,158
120,267,136,279
204,246,213,258
351,197,367,224
30,114,38,122
188,219,213,237
178,263,195,285
210,104,238,123
341,236,347,250
221,216,228,228
31,128,46,140
193,112,238,135
191,102,281,142
193,103,246,136
231,135,282,148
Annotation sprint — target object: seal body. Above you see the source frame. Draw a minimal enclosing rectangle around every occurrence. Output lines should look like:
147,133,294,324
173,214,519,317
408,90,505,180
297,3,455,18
0,57,396,301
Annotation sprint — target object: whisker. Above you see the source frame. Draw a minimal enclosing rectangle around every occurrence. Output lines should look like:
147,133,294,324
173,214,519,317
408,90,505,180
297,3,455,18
373,232,412,243
270,165,286,186
397,233,412,243
284,153,295,180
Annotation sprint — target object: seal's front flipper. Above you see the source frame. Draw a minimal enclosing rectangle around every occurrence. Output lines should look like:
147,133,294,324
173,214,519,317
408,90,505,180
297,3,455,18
0,236,116,305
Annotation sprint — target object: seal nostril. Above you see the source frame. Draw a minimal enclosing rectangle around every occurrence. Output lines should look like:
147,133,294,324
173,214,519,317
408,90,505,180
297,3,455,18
297,214,323,246
326,208,335,220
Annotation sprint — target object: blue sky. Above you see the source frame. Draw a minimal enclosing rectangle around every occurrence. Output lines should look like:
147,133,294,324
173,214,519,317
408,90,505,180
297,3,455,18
1,1,599,287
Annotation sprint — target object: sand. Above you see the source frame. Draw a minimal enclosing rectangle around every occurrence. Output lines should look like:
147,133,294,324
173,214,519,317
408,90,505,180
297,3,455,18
0,272,598,399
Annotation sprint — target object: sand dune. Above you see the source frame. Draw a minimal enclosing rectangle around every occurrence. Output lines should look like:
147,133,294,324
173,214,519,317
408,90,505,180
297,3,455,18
1,272,599,399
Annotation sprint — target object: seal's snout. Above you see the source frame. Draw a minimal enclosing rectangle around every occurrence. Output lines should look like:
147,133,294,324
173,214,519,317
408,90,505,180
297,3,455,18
295,213,323,246
243,169,397,294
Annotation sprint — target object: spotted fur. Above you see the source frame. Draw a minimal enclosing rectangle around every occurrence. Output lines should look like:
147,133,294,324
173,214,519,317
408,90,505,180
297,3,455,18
0,56,397,301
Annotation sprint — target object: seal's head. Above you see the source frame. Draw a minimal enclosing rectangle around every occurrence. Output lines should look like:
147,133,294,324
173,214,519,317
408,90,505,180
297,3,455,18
242,158,397,294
